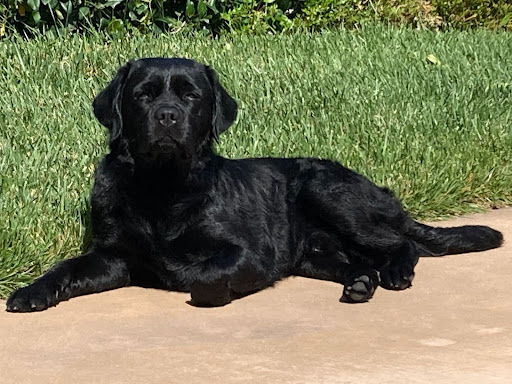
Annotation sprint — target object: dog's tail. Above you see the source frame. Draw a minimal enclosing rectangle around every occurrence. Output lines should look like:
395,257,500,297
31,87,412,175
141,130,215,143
407,221,503,257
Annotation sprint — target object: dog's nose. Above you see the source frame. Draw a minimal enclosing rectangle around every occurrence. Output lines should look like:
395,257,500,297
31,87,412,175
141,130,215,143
154,106,181,127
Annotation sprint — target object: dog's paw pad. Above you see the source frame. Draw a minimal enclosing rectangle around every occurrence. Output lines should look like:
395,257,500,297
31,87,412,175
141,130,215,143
340,274,376,304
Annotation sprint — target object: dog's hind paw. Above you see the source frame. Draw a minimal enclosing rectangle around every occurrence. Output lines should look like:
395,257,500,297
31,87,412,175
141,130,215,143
340,269,379,303
380,264,414,291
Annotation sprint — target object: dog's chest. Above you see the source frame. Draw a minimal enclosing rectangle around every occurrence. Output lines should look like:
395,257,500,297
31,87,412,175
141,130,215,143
123,192,207,252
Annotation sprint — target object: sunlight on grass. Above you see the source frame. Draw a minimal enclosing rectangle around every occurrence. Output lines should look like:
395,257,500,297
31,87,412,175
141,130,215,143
0,26,511,296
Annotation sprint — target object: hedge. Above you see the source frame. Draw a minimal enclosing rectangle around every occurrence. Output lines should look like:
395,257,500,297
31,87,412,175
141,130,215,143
0,1,511,37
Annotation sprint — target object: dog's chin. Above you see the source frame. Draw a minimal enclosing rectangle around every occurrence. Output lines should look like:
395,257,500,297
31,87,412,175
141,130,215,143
135,149,174,165
132,139,188,168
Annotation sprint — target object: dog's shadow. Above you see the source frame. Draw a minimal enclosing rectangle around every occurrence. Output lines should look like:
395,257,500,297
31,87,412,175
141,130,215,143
185,289,260,308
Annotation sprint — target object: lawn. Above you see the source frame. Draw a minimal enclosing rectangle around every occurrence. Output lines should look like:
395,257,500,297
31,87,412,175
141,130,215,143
0,26,511,296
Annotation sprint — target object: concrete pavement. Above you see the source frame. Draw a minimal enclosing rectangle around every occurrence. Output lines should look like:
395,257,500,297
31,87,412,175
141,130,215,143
1,208,511,383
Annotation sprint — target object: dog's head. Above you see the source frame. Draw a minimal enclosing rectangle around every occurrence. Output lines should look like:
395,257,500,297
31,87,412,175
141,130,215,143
93,58,237,165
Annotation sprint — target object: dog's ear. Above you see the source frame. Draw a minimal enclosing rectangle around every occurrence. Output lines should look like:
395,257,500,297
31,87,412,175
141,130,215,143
206,67,238,141
93,62,132,147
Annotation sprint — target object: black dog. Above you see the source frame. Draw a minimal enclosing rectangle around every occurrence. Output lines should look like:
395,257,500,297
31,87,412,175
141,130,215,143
6,58,503,312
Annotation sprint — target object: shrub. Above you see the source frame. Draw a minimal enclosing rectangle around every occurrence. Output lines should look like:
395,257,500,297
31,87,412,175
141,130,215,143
218,0,294,33
432,0,512,30
0,1,510,37
0,0,225,36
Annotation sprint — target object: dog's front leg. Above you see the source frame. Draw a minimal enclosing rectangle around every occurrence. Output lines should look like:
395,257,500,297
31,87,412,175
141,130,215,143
6,251,130,312
189,250,274,307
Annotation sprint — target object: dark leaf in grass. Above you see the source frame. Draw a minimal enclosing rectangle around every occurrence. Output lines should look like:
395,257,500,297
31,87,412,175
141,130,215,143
186,0,195,18
197,0,207,18
18,3,28,16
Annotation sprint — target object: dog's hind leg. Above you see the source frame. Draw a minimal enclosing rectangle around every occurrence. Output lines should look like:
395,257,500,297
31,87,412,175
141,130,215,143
294,252,380,303
379,240,419,291
297,169,419,297
294,231,379,303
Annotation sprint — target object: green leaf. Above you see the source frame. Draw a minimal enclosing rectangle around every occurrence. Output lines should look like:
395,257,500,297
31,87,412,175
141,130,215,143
128,11,138,21
104,0,123,9
498,13,511,28
107,18,124,33
59,1,72,14
155,16,174,25
426,54,441,65
151,23,162,34
207,1,219,13
31,10,41,24
99,17,109,29
186,0,195,18
197,0,207,18
55,9,64,20
78,7,89,20
136,3,148,13
27,0,40,11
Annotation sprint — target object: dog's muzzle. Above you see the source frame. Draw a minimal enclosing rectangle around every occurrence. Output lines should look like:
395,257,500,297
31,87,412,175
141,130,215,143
154,105,182,129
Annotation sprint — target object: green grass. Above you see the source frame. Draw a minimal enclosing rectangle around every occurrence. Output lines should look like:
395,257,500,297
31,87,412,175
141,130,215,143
0,26,511,297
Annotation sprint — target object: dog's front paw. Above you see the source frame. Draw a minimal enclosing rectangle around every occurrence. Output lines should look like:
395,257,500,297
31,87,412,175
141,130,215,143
6,283,59,313
380,263,415,291
340,269,379,303
189,279,232,307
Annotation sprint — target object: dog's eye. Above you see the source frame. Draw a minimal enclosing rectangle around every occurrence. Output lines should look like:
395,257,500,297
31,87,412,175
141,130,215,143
134,93,152,102
183,93,199,101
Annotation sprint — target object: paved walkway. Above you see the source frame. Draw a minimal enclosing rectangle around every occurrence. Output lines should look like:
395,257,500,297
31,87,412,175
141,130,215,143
1,208,511,384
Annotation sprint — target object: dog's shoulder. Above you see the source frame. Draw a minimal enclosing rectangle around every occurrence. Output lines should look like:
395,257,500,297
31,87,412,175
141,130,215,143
91,154,132,195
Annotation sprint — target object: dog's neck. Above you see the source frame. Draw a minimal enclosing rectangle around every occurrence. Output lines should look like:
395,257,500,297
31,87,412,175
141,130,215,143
130,146,218,195
109,137,220,198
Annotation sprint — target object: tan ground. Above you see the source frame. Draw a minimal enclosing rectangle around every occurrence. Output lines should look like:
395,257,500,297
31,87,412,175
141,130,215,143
1,208,511,384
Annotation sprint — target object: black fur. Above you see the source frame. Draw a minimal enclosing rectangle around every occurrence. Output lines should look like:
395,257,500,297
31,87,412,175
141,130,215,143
6,58,503,312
